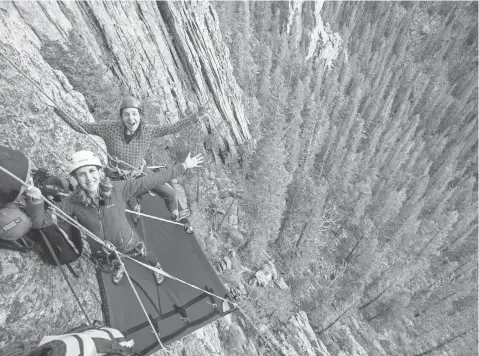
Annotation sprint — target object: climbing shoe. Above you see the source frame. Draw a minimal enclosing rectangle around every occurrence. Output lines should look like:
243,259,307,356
112,260,125,285
132,204,141,223
183,221,194,234
171,208,190,222
153,262,165,285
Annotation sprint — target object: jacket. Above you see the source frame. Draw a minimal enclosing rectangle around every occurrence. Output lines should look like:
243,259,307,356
26,164,186,254
55,109,198,170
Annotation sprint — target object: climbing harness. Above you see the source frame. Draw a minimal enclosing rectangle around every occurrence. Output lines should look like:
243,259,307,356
104,159,146,180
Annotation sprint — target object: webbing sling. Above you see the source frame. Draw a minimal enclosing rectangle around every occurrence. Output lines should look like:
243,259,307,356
39,229,91,325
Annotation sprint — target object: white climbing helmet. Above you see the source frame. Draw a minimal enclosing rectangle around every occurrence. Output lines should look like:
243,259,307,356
68,150,102,175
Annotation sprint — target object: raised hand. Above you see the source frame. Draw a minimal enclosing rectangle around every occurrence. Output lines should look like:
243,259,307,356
183,152,204,169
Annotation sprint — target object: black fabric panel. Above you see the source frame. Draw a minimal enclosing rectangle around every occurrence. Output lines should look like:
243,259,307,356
96,193,228,355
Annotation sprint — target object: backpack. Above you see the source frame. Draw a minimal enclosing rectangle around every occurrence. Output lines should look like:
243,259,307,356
31,214,83,266
29,168,84,275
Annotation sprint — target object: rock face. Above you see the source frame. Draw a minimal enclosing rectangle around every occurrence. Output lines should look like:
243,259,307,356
0,1,249,165
0,0,249,348
279,311,333,356
253,260,279,286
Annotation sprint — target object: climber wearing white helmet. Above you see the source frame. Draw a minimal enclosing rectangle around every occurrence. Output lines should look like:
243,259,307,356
25,150,204,285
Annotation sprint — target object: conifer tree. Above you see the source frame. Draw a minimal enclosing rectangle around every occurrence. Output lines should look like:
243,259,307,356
283,78,306,174
256,47,272,105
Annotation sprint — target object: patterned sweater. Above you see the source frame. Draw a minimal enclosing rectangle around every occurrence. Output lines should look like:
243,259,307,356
56,109,198,170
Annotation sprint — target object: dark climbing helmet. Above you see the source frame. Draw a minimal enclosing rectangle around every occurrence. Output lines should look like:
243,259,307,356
120,96,141,113
0,205,32,241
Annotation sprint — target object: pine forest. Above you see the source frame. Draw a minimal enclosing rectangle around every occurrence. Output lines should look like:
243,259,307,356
212,1,478,355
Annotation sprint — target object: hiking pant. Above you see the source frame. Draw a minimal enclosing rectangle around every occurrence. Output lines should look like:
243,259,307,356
107,167,179,214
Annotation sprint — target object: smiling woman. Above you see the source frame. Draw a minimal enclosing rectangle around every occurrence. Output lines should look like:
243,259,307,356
65,151,111,205
25,149,204,285
75,166,102,192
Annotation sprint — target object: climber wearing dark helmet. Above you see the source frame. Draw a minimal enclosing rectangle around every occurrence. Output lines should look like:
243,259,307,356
53,95,206,225
25,150,204,285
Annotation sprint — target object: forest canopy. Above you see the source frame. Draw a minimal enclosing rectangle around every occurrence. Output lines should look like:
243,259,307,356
213,1,478,355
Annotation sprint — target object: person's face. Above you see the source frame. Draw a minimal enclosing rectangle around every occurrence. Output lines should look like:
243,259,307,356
121,108,141,132
75,165,101,195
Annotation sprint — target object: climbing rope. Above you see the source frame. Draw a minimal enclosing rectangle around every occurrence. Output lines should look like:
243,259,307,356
125,209,185,227
0,164,239,309
0,48,214,176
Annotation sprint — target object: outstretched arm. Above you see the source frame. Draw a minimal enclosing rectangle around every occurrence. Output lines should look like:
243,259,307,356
122,153,204,198
53,107,106,137
150,106,206,138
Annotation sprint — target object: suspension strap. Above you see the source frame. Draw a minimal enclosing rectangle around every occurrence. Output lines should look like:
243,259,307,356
124,209,184,227
38,229,92,325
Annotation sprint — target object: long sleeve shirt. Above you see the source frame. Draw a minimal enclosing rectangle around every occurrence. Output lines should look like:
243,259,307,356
55,109,198,170
26,164,186,254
